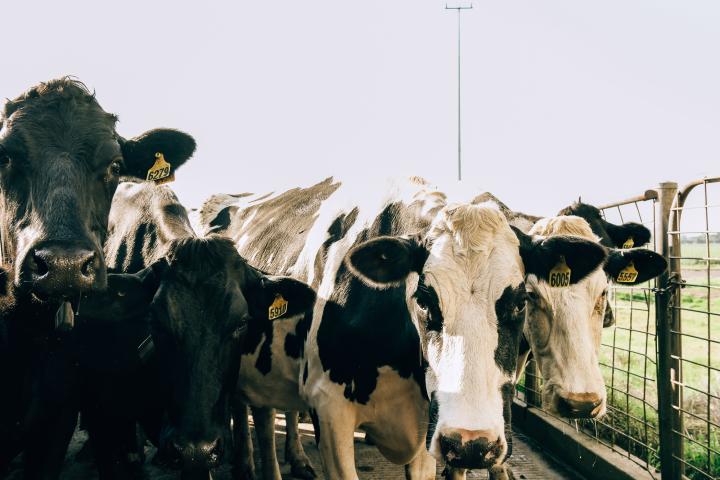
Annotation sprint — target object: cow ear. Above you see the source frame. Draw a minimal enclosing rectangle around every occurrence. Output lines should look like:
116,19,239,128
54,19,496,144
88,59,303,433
119,129,196,179
605,248,667,285
513,227,607,285
604,221,652,248
345,235,428,288
138,258,168,291
248,276,316,322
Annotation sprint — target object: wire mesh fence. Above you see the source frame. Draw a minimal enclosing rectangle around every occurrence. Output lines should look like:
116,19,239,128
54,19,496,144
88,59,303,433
515,177,720,480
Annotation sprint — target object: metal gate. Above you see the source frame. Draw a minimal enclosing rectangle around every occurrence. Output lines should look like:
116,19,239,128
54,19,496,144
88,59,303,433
514,177,720,480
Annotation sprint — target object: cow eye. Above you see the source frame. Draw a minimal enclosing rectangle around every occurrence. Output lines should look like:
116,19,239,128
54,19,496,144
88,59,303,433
526,290,540,303
514,298,527,316
109,158,123,176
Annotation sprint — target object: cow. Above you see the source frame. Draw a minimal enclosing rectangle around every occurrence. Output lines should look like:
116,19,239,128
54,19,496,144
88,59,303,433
76,181,316,480
518,215,666,419
199,177,608,479
0,77,196,479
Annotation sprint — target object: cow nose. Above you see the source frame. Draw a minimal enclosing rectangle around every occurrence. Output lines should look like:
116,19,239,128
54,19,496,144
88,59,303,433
169,437,223,469
438,429,505,469
557,392,603,418
26,244,103,294
196,437,223,468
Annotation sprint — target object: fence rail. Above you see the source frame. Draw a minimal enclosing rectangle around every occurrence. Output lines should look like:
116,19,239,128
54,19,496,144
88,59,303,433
514,177,720,480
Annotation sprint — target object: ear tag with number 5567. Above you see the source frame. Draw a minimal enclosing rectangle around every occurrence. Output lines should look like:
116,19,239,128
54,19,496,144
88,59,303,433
616,261,639,283
146,152,174,185
622,237,634,249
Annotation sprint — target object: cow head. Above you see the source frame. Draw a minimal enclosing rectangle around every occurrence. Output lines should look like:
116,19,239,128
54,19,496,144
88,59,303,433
558,201,651,249
149,236,314,474
523,216,666,419
0,78,195,298
346,203,607,471
558,201,654,327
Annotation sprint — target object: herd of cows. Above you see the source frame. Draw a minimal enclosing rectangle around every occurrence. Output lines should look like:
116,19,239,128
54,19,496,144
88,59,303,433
0,78,669,480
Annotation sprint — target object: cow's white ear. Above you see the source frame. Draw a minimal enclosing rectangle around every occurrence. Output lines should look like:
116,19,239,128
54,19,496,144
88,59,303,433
345,236,428,288
605,248,667,285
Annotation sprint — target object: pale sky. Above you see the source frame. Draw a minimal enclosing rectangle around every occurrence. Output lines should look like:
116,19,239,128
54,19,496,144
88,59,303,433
3,1,718,217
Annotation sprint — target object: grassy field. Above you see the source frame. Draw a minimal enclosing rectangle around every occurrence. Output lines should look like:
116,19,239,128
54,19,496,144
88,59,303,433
518,241,720,479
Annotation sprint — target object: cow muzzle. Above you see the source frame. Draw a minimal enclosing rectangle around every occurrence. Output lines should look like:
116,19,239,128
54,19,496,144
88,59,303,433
19,241,106,295
438,428,506,469
166,436,223,471
555,391,604,418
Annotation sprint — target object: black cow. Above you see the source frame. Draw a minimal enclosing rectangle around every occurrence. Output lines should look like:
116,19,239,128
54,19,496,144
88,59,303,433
0,78,195,479
77,182,315,480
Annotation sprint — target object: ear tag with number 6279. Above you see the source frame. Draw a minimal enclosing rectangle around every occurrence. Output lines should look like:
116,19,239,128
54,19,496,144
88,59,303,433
268,294,289,320
548,256,571,288
622,237,634,249
146,152,174,185
616,261,639,283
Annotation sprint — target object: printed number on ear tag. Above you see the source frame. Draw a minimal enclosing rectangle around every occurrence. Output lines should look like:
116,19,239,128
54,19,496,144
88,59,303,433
268,294,289,320
622,237,634,249
146,152,174,184
617,261,639,283
549,256,571,288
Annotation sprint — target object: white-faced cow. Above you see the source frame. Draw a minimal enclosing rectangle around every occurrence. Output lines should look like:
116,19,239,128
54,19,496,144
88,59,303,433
0,78,195,479
470,195,665,418
75,181,315,480
200,177,607,479
520,215,666,419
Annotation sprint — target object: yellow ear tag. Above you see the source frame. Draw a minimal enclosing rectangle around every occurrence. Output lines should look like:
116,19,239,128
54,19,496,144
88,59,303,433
268,294,289,320
146,152,174,185
616,261,639,283
622,237,634,249
548,256,571,288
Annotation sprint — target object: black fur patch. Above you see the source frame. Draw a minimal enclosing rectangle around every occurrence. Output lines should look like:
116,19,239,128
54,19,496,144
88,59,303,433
494,284,526,375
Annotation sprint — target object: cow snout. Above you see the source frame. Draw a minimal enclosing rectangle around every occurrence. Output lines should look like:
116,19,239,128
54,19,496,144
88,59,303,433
557,392,603,418
438,429,506,469
168,437,223,470
23,242,105,294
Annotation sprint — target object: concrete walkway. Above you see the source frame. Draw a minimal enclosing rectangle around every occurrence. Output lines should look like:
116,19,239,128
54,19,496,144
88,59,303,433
7,415,583,479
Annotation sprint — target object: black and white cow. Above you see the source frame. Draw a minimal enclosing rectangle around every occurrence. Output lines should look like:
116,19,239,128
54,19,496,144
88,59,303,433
75,181,316,480
0,78,196,479
518,215,666,418
200,177,608,479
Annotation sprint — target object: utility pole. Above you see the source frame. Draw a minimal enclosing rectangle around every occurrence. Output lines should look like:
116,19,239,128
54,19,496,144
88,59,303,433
445,3,472,181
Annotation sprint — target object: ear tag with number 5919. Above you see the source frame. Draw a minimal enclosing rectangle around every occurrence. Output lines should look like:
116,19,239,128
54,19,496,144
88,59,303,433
268,294,289,320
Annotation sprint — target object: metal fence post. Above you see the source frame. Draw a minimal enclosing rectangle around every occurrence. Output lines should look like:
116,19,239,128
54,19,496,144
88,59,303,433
654,181,680,479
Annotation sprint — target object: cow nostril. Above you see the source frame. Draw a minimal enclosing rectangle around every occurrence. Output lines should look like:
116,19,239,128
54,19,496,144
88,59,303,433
32,252,49,276
80,251,96,277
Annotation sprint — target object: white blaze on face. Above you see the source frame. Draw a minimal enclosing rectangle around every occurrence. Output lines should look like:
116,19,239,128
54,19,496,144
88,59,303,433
527,216,608,416
417,203,525,460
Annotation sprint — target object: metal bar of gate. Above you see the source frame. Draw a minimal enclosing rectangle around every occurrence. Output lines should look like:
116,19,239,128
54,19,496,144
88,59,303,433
654,181,680,479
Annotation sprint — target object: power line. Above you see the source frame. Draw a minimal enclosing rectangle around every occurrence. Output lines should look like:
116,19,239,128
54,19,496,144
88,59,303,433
445,3,472,181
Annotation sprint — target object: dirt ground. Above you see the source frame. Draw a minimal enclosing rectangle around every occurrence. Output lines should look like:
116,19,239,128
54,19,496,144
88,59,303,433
6,414,581,479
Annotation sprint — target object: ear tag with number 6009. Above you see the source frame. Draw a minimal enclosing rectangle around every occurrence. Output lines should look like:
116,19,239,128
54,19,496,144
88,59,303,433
146,152,174,185
268,294,289,320
549,256,571,288
616,261,639,283
622,237,634,249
